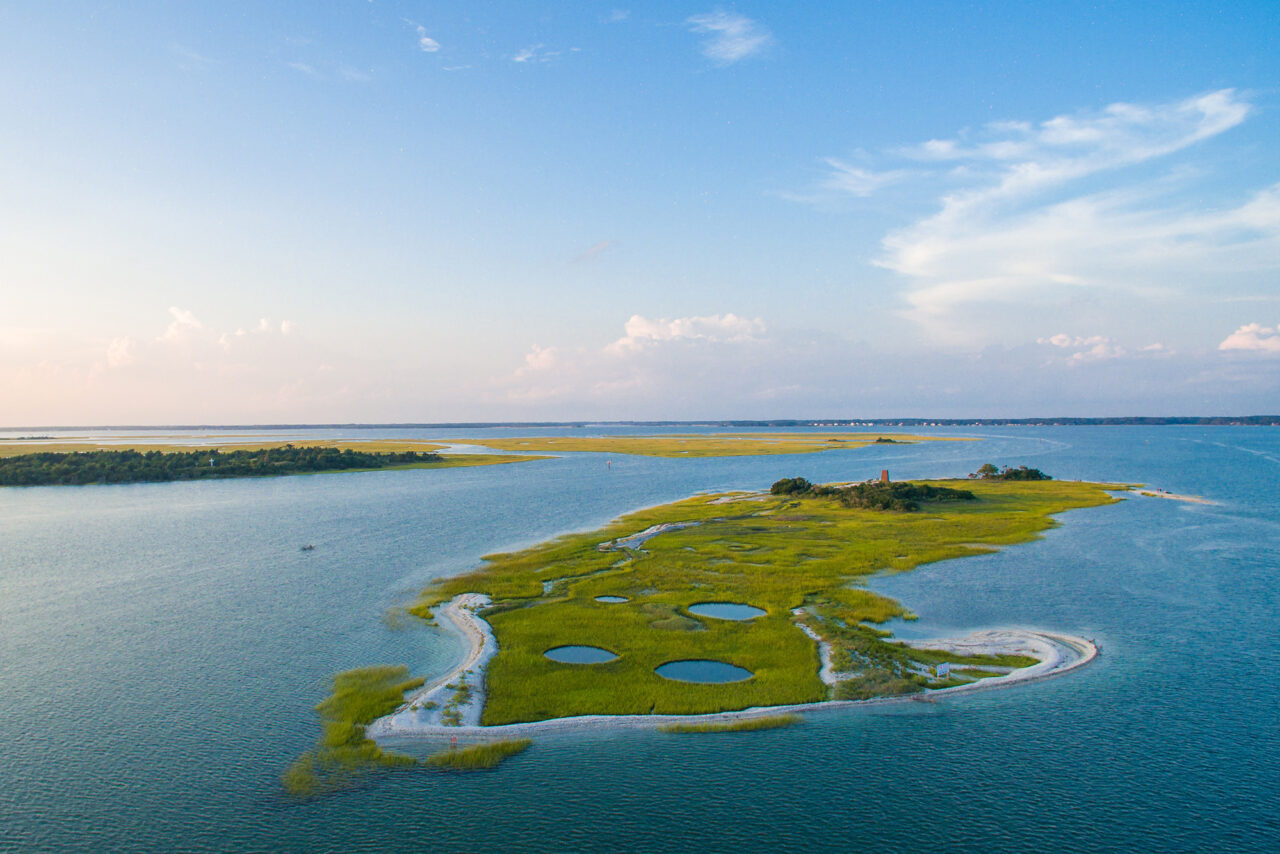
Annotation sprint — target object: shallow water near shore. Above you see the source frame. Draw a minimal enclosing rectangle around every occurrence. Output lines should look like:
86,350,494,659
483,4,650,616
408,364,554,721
2,425,1279,852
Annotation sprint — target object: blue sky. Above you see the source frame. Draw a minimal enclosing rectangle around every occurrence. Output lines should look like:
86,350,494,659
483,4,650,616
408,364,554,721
2,2,1278,423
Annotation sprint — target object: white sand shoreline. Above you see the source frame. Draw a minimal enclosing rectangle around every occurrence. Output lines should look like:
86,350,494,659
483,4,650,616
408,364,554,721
369,597,1099,744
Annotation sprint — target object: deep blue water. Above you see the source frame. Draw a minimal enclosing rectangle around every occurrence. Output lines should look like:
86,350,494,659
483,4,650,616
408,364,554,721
2,426,1278,852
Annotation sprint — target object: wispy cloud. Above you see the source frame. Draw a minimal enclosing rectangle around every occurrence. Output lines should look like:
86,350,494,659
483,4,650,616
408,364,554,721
795,89,1277,345
573,240,614,262
821,159,910,197
511,44,577,64
403,19,440,52
285,61,318,76
686,11,771,64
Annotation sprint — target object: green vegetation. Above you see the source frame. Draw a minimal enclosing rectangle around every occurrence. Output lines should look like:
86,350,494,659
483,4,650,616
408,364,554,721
425,739,532,770
771,476,976,511
972,463,1052,481
281,666,423,798
0,444,542,486
450,432,969,458
660,714,801,733
410,476,1119,725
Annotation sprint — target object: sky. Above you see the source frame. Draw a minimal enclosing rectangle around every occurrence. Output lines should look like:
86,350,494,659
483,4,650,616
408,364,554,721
2,1,1278,424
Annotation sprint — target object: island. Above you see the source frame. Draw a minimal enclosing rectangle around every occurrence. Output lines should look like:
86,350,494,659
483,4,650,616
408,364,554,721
0,441,545,486
445,431,971,458
284,468,1123,795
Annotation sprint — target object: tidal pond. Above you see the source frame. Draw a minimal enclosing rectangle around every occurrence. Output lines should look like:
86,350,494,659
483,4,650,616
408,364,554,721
594,595,629,603
655,659,753,683
544,645,619,664
688,602,765,620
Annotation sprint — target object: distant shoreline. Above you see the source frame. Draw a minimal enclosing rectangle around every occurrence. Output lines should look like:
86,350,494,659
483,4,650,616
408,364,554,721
3,416,1278,432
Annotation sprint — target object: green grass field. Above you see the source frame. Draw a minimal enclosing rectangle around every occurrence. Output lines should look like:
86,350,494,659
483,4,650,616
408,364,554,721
448,432,970,458
411,478,1121,725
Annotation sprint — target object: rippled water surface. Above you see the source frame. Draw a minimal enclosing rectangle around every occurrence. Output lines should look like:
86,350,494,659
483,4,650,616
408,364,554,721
2,426,1278,852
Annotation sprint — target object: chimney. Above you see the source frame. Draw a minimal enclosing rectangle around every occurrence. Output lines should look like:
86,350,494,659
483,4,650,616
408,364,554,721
880,469,889,484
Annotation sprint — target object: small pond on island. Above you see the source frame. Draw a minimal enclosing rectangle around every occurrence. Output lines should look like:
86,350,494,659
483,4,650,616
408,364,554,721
594,595,629,603
544,645,619,664
655,660,754,683
687,602,765,621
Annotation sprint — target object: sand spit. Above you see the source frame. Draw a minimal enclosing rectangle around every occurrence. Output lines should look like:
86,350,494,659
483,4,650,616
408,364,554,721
369,600,1098,745
1132,489,1214,505
373,594,496,730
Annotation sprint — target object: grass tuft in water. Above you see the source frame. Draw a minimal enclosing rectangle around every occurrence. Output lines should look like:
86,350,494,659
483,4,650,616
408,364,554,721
660,714,801,733
281,665,423,798
425,739,532,770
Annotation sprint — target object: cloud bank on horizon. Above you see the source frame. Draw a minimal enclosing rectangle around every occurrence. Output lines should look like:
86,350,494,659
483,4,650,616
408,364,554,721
0,2,1277,424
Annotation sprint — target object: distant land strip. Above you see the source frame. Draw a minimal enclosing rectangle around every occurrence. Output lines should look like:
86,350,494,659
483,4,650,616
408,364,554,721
3,415,1278,432
0,442,544,486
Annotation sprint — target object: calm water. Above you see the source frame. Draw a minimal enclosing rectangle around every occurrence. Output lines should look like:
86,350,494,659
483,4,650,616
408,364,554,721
688,602,767,621
654,660,755,683
2,426,1278,852
544,646,618,664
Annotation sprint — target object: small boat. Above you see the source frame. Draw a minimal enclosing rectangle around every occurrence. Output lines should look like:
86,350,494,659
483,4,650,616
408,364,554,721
300,544,315,551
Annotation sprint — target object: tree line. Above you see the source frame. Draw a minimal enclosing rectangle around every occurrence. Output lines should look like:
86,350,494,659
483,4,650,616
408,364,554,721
0,445,444,486
770,476,976,512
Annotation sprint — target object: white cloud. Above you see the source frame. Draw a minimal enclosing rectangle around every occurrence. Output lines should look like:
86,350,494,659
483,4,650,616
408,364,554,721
416,26,440,52
280,320,294,335
605,313,765,354
105,337,135,368
285,61,317,76
159,307,202,342
1038,333,1126,363
803,89,1278,344
686,11,771,64
1219,322,1280,353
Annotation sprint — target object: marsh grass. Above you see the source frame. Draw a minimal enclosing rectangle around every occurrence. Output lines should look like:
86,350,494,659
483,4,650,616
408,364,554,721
282,666,423,798
425,739,532,770
660,714,801,733
447,432,965,458
408,478,1118,724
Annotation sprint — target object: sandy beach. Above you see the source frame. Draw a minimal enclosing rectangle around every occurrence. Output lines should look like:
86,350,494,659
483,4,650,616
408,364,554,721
369,599,1099,745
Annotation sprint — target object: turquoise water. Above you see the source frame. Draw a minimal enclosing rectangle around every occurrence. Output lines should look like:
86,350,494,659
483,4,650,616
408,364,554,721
688,602,767,621
544,646,618,664
2,426,1278,852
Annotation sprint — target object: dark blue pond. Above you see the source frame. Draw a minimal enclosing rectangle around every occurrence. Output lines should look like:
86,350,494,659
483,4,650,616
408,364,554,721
688,602,766,620
544,645,618,664
655,659,754,683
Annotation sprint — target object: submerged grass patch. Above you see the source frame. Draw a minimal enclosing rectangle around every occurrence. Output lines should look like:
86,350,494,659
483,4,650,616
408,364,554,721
282,665,424,798
411,478,1120,724
660,714,801,733
426,739,532,770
